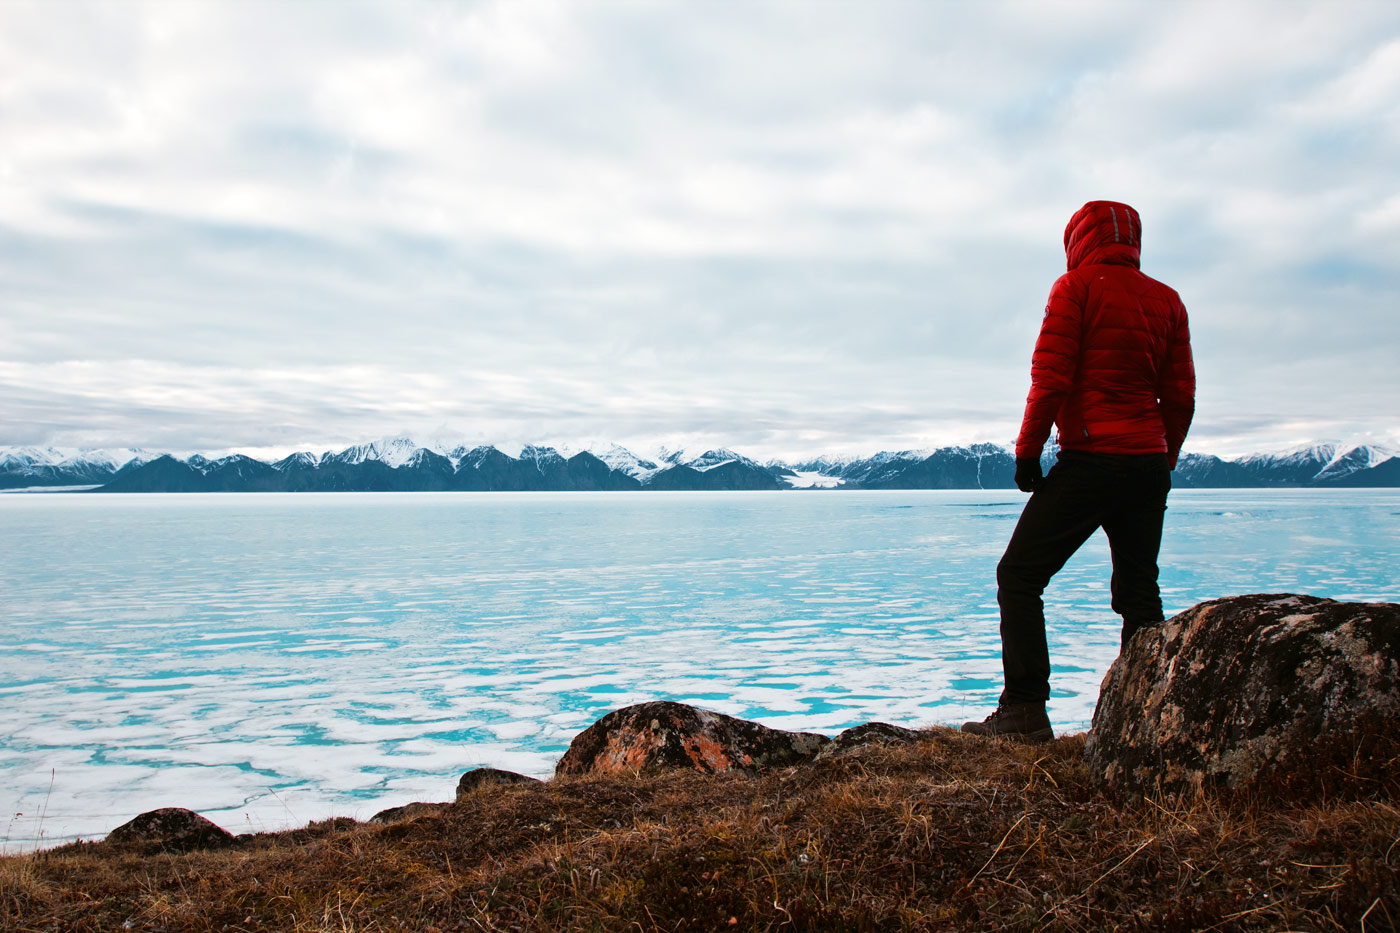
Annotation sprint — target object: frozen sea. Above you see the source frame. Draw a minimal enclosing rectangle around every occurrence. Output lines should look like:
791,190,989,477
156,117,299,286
3,488,1398,850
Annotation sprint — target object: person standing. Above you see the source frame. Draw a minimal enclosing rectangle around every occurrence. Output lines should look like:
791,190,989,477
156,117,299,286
963,200,1196,742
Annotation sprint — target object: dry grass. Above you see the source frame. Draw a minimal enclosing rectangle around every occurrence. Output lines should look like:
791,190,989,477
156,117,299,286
4,728,1398,932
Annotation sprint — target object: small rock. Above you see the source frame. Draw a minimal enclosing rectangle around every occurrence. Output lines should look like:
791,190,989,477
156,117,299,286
814,721,937,760
1085,593,1400,796
456,767,542,798
107,807,235,851
555,700,829,777
369,802,448,825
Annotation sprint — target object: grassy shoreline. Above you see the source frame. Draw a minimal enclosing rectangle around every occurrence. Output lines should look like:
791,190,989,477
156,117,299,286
4,728,1397,931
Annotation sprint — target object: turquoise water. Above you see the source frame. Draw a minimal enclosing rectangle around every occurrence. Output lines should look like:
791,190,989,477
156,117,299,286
2,488,1397,848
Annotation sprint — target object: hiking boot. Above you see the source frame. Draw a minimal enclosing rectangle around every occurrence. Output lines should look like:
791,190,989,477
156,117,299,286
1121,616,1164,647
961,702,1054,743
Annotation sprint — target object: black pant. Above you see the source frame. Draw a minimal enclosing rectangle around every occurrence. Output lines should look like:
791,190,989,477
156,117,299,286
996,450,1171,705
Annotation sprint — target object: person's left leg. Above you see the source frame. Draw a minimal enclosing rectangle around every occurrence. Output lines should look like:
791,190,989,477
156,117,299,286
1101,455,1171,646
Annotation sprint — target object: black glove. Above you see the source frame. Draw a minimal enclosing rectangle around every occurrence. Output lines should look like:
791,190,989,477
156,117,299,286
1014,457,1044,493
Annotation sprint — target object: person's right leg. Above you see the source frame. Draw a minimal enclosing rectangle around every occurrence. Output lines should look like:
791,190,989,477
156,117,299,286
993,453,1106,706
966,453,1105,741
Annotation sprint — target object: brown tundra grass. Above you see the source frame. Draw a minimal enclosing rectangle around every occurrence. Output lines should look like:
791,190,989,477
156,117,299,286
3,727,1397,932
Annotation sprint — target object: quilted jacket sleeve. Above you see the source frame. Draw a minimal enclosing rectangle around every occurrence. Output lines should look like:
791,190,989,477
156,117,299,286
1158,303,1196,468
1014,272,1086,459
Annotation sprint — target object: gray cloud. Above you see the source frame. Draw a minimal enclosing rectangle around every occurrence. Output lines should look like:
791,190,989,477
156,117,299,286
1,0,1398,460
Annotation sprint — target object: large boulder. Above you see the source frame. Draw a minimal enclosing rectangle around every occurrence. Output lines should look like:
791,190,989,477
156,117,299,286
107,807,236,851
1085,594,1400,796
555,701,828,777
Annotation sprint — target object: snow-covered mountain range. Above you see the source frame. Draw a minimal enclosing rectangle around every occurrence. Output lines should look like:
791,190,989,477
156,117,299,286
1,438,1396,492
1174,442,1400,489
0,446,160,488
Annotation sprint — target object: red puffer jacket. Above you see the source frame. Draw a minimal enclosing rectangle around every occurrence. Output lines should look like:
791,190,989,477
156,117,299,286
1014,201,1195,467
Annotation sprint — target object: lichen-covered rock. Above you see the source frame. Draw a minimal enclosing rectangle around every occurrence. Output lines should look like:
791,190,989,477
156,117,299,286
814,722,937,760
456,767,542,798
555,701,829,777
106,807,236,851
1085,593,1400,796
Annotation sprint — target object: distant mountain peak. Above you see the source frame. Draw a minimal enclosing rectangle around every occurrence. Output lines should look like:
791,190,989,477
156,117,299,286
274,451,319,470
519,444,565,463
684,448,756,472
1239,442,1337,466
587,443,659,479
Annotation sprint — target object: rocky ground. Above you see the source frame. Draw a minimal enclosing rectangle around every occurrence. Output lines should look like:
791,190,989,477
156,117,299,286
4,593,1397,931
4,724,1397,932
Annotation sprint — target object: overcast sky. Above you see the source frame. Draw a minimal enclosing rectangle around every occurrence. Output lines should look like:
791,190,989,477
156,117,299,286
2,0,1398,460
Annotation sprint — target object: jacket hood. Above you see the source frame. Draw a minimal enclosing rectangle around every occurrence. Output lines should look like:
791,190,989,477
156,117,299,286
1064,200,1141,271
